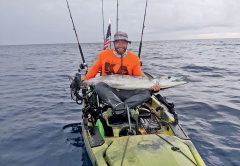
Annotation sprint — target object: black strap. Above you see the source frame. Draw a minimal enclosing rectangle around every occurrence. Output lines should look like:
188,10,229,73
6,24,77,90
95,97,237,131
155,94,178,125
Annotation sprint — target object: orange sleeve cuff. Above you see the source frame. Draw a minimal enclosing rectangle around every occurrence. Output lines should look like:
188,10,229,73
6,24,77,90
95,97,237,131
82,55,102,80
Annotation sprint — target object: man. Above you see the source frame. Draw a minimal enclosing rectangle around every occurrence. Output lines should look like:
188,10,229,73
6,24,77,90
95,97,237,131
82,31,160,115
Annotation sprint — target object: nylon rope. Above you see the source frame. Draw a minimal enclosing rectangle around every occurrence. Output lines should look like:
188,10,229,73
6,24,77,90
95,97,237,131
156,135,197,166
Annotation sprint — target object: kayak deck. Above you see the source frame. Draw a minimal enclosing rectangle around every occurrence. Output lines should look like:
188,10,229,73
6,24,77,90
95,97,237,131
81,95,206,166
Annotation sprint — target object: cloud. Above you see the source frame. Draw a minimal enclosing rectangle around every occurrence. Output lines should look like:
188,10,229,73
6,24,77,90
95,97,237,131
145,0,240,40
0,0,240,45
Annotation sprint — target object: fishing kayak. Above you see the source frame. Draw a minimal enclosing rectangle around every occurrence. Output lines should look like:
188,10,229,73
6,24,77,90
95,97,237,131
79,87,206,166
64,1,205,164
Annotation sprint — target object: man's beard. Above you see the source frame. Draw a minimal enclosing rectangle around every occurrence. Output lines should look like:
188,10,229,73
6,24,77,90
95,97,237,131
115,47,127,55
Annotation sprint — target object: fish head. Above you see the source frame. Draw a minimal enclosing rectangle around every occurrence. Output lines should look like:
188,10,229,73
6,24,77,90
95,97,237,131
156,76,187,89
152,78,159,85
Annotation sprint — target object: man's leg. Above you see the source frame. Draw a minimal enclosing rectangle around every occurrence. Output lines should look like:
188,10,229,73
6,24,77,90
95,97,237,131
116,89,151,108
94,82,125,113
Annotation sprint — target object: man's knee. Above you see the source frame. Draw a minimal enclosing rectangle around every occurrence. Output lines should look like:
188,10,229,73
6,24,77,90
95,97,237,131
139,90,151,98
95,82,107,91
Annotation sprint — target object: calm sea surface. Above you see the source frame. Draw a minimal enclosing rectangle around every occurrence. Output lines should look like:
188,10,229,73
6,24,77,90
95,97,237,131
0,39,240,166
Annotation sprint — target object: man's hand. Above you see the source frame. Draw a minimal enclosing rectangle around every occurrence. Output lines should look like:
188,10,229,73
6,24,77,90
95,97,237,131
150,85,161,92
80,80,85,89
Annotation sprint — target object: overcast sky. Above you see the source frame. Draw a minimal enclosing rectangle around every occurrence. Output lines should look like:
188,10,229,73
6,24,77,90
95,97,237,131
1,0,240,45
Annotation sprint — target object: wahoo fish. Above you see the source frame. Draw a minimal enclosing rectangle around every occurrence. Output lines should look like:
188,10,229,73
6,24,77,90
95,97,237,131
83,74,186,90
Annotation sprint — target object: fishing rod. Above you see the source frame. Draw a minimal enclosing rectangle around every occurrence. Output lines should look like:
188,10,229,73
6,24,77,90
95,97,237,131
138,0,148,59
101,0,105,41
66,0,87,104
65,0,87,70
116,0,119,32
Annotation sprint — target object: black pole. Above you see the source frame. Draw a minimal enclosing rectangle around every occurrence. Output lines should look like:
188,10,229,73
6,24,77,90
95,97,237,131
138,0,148,59
65,0,87,69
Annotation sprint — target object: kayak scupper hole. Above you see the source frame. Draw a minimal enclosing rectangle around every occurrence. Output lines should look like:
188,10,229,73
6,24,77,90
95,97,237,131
171,146,180,151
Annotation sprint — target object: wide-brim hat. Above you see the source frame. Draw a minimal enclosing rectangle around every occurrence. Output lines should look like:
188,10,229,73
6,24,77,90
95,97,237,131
113,31,131,43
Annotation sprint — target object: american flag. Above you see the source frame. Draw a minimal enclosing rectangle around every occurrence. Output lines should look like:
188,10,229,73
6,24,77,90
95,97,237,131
103,20,111,50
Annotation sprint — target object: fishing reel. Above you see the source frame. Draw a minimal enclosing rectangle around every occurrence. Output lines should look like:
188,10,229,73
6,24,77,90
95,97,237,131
78,63,88,73
70,73,83,105
69,62,88,105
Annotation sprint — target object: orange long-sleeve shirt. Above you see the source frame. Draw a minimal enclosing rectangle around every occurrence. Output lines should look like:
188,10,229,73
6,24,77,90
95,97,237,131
83,49,143,80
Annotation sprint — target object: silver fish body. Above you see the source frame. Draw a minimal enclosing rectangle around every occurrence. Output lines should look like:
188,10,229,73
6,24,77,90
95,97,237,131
83,75,186,90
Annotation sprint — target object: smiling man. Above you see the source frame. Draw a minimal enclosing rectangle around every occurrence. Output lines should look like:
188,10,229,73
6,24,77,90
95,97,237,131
82,31,160,115
83,31,143,78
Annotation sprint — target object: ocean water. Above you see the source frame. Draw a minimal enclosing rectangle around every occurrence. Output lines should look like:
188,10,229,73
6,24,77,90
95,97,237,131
0,39,239,166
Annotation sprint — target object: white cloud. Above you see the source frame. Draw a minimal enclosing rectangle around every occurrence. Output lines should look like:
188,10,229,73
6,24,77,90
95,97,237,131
0,0,240,45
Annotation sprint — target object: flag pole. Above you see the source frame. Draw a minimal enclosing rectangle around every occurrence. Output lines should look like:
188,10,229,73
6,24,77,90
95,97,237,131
109,19,112,48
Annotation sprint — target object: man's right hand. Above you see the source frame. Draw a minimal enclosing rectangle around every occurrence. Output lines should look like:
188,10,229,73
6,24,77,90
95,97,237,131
150,85,161,92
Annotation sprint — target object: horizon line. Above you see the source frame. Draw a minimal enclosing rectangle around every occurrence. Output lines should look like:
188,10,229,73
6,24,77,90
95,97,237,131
1,37,240,47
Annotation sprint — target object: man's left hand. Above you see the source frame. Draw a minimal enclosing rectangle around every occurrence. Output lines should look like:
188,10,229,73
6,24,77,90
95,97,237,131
150,85,161,92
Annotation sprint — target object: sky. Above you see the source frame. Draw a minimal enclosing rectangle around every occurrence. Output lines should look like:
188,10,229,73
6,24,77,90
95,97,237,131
1,0,240,45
